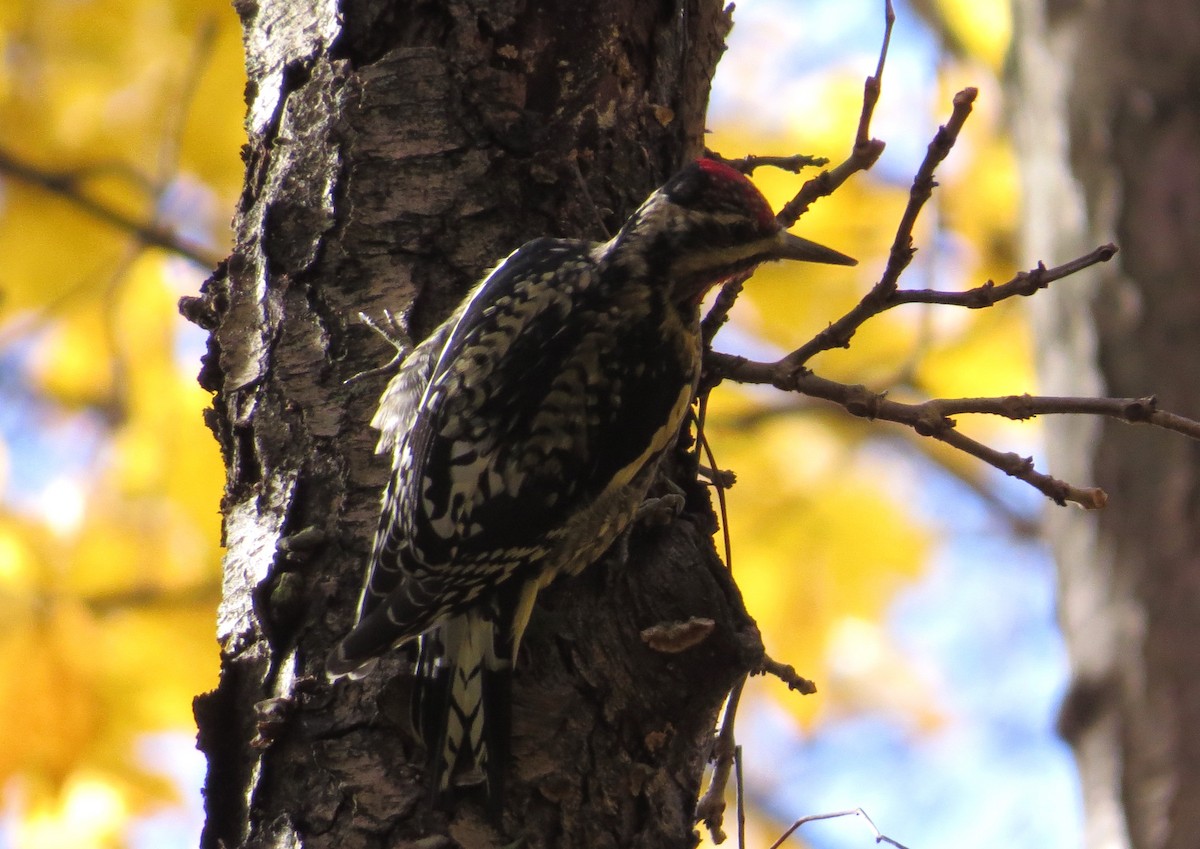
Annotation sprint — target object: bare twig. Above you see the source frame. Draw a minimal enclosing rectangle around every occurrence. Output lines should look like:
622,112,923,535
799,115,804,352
861,0,895,149
880,86,977,286
767,807,911,849
708,152,831,176
774,0,894,228
701,269,754,347
706,357,1200,508
781,87,979,369
697,111,1139,511
696,676,746,844
934,424,1107,508
734,744,746,849
702,1,893,345
712,399,1042,536
758,653,818,695
891,243,1118,309
709,360,1096,502
696,396,735,570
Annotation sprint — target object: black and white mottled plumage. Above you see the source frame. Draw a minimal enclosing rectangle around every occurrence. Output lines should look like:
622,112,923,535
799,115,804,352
326,158,856,800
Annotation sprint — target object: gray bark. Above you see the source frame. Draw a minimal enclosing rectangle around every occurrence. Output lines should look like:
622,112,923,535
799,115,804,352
1012,2,1200,848
185,2,757,847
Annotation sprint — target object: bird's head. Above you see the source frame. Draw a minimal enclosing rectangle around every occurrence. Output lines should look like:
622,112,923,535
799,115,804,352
606,158,856,304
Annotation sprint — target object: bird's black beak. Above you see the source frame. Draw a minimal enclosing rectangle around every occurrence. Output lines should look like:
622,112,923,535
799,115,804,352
772,230,857,266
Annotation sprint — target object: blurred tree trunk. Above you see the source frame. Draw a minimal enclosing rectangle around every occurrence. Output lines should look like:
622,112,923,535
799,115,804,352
186,2,757,847
1012,2,1200,848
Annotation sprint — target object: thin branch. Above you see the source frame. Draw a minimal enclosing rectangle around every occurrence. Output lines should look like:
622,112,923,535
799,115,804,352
781,87,978,369
696,676,747,843
696,395,736,571
928,393,1200,440
934,424,1107,508
712,398,1043,536
708,153,831,176
758,652,818,695
702,2,893,345
734,744,746,849
892,243,1118,309
707,356,1200,507
767,807,911,849
880,86,977,288
773,0,893,228
859,0,895,150
0,147,222,268
701,242,1124,509
707,359,1100,504
701,269,754,347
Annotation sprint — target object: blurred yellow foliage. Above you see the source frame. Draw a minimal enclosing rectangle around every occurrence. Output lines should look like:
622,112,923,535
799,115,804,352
0,0,242,843
703,388,932,729
14,773,130,849
936,0,1012,72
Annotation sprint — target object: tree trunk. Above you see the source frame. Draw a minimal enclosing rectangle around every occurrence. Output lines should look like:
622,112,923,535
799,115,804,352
184,2,757,848
1012,2,1200,848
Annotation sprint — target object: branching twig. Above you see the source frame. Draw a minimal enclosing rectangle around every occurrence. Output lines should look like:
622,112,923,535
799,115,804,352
696,85,1161,512
707,356,1200,508
702,0,894,345
767,807,911,849
783,243,1115,368
713,399,1043,536
692,3,1200,841
781,87,978,369
774,0,894,228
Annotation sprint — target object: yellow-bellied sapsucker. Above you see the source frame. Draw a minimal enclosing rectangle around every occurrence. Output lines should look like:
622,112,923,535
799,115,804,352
326,158,855,799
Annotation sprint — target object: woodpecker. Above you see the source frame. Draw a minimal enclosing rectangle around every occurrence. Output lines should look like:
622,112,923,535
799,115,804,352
327,158,855,800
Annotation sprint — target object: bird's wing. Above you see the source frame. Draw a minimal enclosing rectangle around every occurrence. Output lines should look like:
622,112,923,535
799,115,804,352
332,236,696,668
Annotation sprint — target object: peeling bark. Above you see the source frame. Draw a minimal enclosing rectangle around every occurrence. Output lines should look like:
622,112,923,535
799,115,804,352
188,2,754,847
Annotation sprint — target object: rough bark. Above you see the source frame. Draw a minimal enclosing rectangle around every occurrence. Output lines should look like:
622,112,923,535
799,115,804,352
185,1,757,848
1012,2,1200,848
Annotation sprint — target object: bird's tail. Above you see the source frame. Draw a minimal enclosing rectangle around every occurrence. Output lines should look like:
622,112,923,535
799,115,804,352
414,606,511,810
